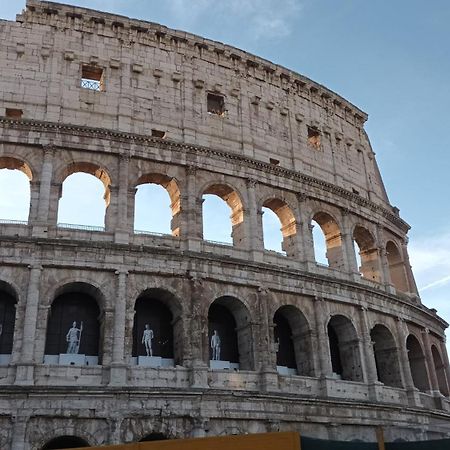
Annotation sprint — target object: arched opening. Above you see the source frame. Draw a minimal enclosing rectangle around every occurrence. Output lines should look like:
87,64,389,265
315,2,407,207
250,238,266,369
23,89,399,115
134,174,181,237
431,345,449,396
208,296,252,370
262,198,297,256
327,315,363,381
274,305,313,376
386,241,409,292
44,283,101,366
370,324,402,387
0,282,17,365
353,226,381,282
0,157,32,222
57,163,111,230
41,436,90,449
140,433,168,442
311,212,344,270
406,334,430,392
202,184,244,246
132,288,182,367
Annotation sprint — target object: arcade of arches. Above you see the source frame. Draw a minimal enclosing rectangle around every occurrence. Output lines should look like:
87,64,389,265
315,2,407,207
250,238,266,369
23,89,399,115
0,163,412,294
0,281,448,398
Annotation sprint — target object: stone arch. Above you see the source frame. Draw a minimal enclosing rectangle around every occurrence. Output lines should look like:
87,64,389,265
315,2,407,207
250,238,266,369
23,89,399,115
370,324,403,387
0,280,18,364
44,282,104,366
201,182,245,246
59,161,111,205
208,296,253,370
132,288,183,366
41,435,90,449
386,240,409,292
134,173,181,236
262,198,297,256
311,211,345,270
353,225,381,282
0,156,33,180
431,344,449,396
273,305,313,376
327,314,363,381
0,156,33,222
406,334,430,392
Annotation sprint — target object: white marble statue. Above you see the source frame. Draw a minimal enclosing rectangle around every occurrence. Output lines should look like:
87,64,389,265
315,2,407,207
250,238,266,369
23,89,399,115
211,330,221,360
66,321,83,354
142,324,154,357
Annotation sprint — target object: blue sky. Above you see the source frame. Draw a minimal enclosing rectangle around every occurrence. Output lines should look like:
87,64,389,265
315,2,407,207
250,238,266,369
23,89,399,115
1,1,449,340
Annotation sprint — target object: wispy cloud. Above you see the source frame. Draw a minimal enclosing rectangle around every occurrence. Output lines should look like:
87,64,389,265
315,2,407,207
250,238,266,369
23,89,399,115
168,0,303,40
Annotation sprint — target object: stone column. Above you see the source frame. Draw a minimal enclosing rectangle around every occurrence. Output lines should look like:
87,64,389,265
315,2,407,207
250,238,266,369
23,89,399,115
395,317,421,406
184,166,202,252
359,306,378,384
439,339,450,397
257,287,278,392
401,237,418,295
375,225,394,292
28,181,40,224
313,297,332,377
114,155,130,243
10,415,28,450
246,178,264,258
32,144,55,236
340,209,359,276
15,264,42,385
421,328,439,394
110,270,128,385
189,277,208,388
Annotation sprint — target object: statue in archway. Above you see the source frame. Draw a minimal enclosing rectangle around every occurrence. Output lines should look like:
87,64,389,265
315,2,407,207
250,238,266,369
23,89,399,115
142,324,154,357
66,321,83,354
211,330,221,360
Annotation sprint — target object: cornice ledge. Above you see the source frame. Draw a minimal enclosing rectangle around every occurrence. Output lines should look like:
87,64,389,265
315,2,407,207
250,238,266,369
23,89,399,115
0,118,410,232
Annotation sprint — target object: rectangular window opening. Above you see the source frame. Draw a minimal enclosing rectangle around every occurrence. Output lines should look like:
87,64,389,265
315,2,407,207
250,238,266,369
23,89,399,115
207,93,225,116
152,129,166,139
307,126,321,149
5,108,23,119
269,158,280,166
81,65,104,91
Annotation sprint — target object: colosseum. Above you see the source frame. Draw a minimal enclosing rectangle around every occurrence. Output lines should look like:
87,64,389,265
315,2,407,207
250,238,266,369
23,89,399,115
0,1,449,448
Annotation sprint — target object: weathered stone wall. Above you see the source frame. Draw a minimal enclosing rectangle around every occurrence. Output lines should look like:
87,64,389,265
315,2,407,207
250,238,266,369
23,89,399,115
0,1,449,449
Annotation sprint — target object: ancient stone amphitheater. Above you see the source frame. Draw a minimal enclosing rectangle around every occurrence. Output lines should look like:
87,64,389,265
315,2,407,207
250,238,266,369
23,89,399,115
0,1,449,449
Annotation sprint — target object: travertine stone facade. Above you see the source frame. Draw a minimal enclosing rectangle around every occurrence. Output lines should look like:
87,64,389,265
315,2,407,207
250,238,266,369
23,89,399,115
0,1,449,449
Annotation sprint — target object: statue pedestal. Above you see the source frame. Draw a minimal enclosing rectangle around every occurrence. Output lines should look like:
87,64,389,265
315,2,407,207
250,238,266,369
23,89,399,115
210,360,239,370
59,354,86,366
276,366,297,376
138,356,162,367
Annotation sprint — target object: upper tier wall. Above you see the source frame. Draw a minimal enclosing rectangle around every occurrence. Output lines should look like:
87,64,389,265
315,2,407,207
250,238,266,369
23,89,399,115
0,0,390,208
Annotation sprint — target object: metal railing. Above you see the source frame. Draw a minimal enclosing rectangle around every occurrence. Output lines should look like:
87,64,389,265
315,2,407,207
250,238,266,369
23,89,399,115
134,230,172,238
81,78,101,91
57,223,105,232
0,219,28,225
205,239,233,247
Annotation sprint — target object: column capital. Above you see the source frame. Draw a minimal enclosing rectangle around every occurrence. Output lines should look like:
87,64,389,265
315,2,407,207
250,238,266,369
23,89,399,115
421,327,430,335
296,192,308,203
119,153,131,163
186,165,198,175
246,177,258,188
341,207,351,216
27,264,43,271
42,143,56,156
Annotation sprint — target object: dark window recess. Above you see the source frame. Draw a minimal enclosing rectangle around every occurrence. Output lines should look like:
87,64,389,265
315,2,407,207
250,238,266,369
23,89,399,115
0,291,16,354
307,126,321,149
269,158,280,165
81,65,104,91
328,323,343,376
208,303,239,363
132,297,174,358
274,312,296,369
207,93,225,115
352,188,359,195
44,293,100,357
5,108,23,119
151,129,166,139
